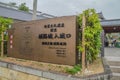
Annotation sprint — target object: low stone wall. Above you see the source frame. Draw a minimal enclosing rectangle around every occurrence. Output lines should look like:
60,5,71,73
0,67,49,80
0,57,112,80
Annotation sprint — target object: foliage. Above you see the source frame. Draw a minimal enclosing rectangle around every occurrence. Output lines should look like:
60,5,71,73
65,64,82,75
0,17,13,53
0,17,13,34
77,9,102,64
18,3,29,12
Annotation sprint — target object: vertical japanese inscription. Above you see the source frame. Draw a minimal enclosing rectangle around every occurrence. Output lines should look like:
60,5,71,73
38,23,71,57
20,26,33,54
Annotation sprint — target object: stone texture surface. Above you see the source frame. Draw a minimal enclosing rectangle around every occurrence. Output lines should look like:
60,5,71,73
0,59,112,80
0,67,49,80
105,48,120,80
8,16,78,65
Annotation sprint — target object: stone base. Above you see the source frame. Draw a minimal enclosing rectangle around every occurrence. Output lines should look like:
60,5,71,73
0,67,49,80
0,57,112,80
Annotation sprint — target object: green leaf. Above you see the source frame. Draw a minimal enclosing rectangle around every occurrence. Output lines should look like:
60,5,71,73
77,9,102,64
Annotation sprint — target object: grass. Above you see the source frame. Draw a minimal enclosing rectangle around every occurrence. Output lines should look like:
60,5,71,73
65,64,82,75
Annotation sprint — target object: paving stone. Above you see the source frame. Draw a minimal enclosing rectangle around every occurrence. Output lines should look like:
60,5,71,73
105,48,120,80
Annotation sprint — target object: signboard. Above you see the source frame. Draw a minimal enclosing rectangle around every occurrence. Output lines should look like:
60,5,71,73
8,16,78,65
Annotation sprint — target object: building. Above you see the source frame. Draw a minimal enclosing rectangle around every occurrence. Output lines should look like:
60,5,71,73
0,2,55,23
101,19,120,33
0,2,120,34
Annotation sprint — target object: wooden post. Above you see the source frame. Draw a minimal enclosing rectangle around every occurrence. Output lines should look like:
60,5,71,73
1,30,4,57
82,14,86,72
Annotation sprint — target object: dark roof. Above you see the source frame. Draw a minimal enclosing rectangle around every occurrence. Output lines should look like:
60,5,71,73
101,19,120,27
98,12,105,20
0,2,55,21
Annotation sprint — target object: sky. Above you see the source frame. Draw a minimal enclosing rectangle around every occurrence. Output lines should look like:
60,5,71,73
0,0,120,19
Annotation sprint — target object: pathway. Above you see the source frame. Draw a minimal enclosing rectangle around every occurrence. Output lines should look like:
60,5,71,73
105,47,120,80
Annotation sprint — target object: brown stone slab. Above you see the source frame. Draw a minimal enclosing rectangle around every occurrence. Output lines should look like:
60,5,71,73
8,16,78,65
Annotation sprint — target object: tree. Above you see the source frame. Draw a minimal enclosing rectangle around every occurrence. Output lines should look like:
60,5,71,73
77,9,102,68
0,17,13,57
18,3,29,12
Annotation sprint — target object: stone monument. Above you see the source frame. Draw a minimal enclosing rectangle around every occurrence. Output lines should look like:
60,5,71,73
8,16,78,65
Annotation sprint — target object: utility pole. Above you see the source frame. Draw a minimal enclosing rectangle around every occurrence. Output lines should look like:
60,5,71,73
32,0,37,20
82,14,86,72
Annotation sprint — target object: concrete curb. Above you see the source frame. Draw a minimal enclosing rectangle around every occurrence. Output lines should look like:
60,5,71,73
102,57,113,79
0,58,112,80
